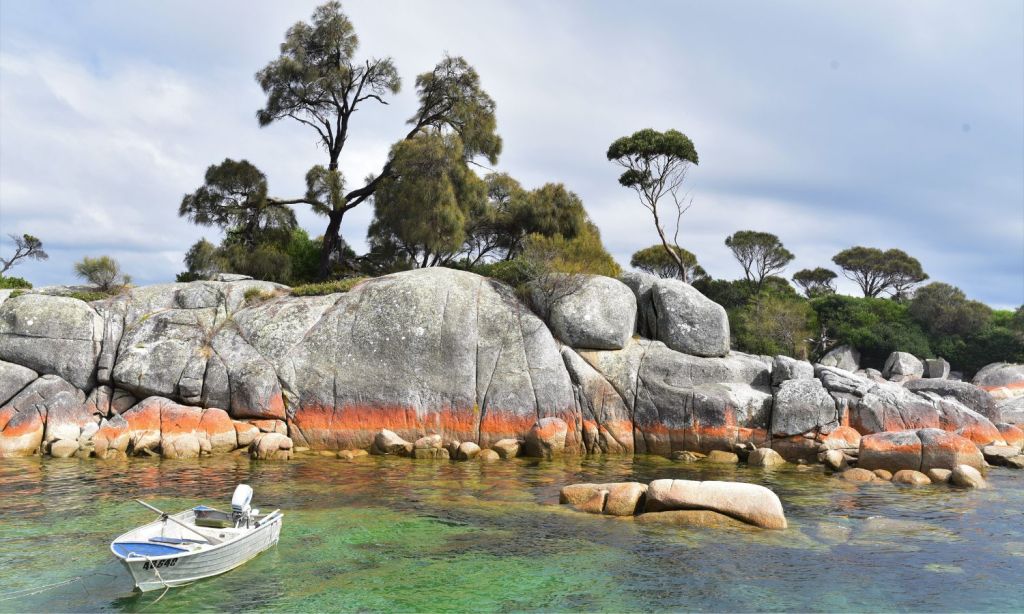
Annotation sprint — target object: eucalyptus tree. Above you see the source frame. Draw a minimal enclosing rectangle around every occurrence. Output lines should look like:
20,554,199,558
607,129,698,280
724,230,795,289
630,244,707,283
185,2,502,278
792,267,838,298
832,246,927,298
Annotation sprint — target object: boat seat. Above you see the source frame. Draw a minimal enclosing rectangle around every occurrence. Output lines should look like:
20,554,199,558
112,541,186,558
150,536,208,545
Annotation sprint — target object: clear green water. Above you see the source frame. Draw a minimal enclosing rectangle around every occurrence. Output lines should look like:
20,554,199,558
1,454,1022,612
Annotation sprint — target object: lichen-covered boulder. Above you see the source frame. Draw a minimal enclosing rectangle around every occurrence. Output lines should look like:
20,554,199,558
92,413,130,458
770,378,838,437
951,464,987,488
747,447,786,467
998,396,1024,425
858,428,983,473
278,269,577,451
0,294,104,390
882,352,923,380
251,432,293,460
121,396,236,458
644,479,787,529
112,308,215,401
524,417,568,458
531,275,636,350
0,360,37,405
819,345,860,372
904,378,998,422
972,363,1024,400
559,482,647,516
580,339,772,455
83,385,136,418
650,279,729,357
923,358,950,379
848,380,941,434
561,347,632,454
0,375,87,457
371,429,413,456
491,438,521,459
771,355,814,386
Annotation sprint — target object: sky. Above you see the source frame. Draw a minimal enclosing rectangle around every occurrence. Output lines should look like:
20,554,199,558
0,0,1022,307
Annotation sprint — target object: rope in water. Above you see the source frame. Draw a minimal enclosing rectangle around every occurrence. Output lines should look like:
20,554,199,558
0,576,86,601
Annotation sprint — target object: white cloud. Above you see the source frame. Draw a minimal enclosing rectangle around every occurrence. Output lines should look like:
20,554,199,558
0,0,1020,307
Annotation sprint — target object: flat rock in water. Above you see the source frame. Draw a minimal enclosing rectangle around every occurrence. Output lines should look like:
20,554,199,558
705,450,739,464
926,468,952,483
950,465,986,489
840,468,877,482
748,448,786,467
891,470,931,486
644,479,787,529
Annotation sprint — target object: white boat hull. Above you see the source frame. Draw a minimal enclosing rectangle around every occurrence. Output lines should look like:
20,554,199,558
112,509,283,592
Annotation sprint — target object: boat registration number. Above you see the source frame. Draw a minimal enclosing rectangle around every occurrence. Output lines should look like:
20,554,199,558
142,558,178,570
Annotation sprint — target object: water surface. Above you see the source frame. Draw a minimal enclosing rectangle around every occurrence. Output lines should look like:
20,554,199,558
1,454,1021,612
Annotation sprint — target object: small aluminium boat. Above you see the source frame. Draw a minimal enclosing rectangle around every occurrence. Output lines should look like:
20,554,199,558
111,485,283,592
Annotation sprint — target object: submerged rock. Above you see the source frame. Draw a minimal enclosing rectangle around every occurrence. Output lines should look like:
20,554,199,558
891,470,931,486
747,447,786,467
950,465,986,489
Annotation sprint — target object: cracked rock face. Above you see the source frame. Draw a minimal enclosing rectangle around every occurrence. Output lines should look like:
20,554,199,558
0,294,104,390
277,268,577,451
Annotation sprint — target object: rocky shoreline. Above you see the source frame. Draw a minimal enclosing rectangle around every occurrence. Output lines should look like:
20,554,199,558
1,268,1022,482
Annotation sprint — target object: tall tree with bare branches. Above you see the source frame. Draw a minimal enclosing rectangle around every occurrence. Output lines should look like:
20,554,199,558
607,129,698,279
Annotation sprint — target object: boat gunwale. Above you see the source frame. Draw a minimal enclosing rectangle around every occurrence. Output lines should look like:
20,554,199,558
110,508,284,562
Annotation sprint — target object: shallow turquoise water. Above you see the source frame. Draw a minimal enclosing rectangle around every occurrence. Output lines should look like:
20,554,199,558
1,454,1021,612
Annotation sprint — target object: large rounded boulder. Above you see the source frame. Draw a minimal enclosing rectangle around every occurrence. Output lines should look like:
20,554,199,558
0,294,105,390
277,269,577,452
973,363,1024,400
531,275,636,350
649,279,729,357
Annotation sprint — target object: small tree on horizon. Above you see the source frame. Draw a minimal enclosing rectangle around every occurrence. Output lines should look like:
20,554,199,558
1,233,48,275
792,267,838,298
607,128,698,281
832,246,927,298
724,230,794,290
74,256,131,292
630,244,707,283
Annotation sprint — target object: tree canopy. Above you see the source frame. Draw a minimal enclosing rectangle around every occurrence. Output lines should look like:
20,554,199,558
832,246,927,298
724,230,794,288
178,159,297,247
792,267,838,298
909,282,991,337
1,234,48,275
630,244,707,283
607,128,698,280
367,132,485,267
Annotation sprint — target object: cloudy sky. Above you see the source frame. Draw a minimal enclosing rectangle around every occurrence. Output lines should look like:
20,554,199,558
1,0,1021,306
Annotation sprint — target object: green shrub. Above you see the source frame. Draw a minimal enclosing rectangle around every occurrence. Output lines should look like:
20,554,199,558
811,294,931,367
472,259,535,288
0,275,32,289
291,277,368,296
730,294,817,358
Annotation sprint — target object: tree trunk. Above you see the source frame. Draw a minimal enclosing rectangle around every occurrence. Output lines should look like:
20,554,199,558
318,209,344,280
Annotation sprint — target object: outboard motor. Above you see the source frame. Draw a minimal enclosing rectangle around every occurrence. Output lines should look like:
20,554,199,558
231,484,254,527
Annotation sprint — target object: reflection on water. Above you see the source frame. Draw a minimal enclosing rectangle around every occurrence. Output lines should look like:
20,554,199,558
1,454,1022,612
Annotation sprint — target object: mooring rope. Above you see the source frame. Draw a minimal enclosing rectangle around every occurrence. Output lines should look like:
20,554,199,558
0,576,86,601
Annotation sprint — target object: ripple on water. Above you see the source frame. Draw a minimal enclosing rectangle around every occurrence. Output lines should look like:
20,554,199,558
0,456,1022,612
